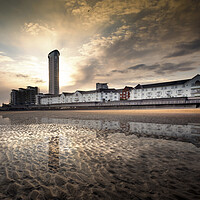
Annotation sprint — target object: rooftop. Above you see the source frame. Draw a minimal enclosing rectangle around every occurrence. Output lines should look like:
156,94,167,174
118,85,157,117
135,78,191,89
48,49,60,56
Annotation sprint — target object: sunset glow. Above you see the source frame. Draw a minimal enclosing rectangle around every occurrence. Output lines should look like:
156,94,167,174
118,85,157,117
0,0,200,104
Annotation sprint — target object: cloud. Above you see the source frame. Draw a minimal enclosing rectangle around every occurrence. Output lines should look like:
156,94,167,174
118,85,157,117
111,61,195,75
0,72,45,105
0,54,14,63
128,64,147,70
111,69,127,74
157,62,195,74
0,0,200,102
16,74,29,78
15,73,45,84
165,39,200,58
22,23,55,36
68,0,200,90
66,0,141,29
35,79,45,83
74,59,101,85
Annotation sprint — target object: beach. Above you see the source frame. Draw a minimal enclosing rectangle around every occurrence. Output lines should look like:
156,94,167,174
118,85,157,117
0,109,200,199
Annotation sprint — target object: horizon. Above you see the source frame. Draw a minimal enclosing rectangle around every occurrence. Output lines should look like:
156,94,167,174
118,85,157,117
0,0,200,104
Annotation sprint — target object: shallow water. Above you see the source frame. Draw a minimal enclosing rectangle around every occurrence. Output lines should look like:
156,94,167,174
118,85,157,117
0,110,200,200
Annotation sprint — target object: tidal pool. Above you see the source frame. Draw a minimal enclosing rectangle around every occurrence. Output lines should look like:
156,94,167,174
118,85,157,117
0,110,200,200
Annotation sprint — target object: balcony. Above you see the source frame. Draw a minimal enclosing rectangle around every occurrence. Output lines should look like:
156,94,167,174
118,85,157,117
191,89,200,94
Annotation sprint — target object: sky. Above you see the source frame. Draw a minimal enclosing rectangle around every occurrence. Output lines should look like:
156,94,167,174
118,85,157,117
0,0,200,104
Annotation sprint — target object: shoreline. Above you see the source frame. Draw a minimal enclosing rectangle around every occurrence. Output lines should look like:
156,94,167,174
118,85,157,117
1,107,200,113
1,105,200,112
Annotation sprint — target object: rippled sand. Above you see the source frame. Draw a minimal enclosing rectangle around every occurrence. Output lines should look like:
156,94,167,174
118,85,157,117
0,110,200,199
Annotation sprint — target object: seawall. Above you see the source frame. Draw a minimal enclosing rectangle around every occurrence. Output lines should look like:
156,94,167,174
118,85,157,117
2,97,200,111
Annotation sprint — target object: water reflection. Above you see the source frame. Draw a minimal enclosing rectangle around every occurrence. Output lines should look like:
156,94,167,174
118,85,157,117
48,136,60,172
0,115,10,125
40,117,200,147
0,113,199,147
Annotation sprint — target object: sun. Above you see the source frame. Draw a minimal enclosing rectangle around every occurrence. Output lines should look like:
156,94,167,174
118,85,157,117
59,57,76,87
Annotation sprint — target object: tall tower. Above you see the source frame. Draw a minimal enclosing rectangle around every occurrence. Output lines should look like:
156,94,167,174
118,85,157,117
48,50,60,95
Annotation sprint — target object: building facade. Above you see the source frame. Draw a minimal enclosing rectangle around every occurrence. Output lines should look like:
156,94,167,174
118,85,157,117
40,87,121,105
48,50,60,95
130,75,200,100
10,86,39,105
38,75,200,105
120,86,133,100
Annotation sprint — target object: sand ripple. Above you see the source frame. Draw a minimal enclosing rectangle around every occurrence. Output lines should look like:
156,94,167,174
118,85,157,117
0,123,200,199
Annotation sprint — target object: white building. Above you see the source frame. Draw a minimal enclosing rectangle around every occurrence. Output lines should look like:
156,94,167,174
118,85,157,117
130,74,200,100
39,75,200,105
40,88,121,105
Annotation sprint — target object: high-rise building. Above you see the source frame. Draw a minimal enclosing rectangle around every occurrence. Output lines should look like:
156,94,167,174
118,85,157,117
48,50,60,95
10,86,39,105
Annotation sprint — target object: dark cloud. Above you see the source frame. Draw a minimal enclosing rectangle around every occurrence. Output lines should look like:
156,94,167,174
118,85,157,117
156,62,195,74
35,79,45,83
103,38,155,68
15,73,45,84
77,59,100,84
95,73,109,77
128,64,150,70
128,63,161,72
101,0,200,69
16,74,29,78
165,39,200,58
111,61,195,75
111,69,127,74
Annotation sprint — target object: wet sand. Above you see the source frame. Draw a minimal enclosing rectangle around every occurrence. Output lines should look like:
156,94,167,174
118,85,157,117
0,109,200,199
1,108,200,124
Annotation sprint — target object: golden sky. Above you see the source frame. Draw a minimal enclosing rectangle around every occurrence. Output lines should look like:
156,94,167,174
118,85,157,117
0,0,200,104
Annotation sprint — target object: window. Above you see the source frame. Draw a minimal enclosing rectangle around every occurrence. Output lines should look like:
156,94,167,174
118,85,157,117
177,90,183,95
166,91,171,94
147,92,152,97
157,91,162,97
195,80,200,86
